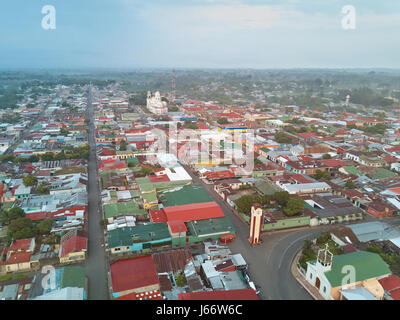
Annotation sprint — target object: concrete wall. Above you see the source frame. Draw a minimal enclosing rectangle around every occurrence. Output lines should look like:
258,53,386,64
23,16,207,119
262,216,310,231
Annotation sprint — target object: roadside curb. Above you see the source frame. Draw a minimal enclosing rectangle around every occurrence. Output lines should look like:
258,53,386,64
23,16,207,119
290,251,323,300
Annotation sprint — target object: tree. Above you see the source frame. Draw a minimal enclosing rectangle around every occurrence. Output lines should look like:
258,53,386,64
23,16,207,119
313,169,331,180
316,231,331,246
322,154,332,159
345,180,356,189
36,183,50,195
37,219,53,234
274,132,292,144
23,175,38,187
41,152,55,161
184,120,198,130
284,197,304,216
217,118,229,125
8,207,25,220
28,155,39,163
119,139,127,151
60,128,70,136
235,195,255,214
8,217,35,240
272,191,290,207
141,167,153,175
175,273,186,287
0,207,25,224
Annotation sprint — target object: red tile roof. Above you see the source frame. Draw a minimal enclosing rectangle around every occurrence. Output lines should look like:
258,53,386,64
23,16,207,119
163,201,225,222
60,235,87,257
216,112,243,120
7,251,32,264
150,209,168,223
9,238,34,252
378,275,400,292
178,288,259,300
390,288,400,300
186,100,203,105
148,174,170,183
386,145,400,152
382,155,399,163
167,220,187,233
110,255,159,293
37,170,51,177
204,170,235,180
319,159,346,167
297,132,319,139
290,174,314,184
388,187,400,195
114,290,163,300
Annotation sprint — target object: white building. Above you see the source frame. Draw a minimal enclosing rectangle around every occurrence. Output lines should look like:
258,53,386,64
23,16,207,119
147,91,168,115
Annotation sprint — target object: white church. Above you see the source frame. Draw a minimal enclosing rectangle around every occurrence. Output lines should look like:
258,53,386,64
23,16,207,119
147,91,168,115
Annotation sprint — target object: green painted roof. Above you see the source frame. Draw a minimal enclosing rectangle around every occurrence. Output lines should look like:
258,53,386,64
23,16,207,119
323,251,391,288
129,190,141,198
279,115,291,121
152,180,192,191
254,180,280,195
109,190,118,199
107,223,171,247
104,201,146,218
127,157,139,163
186,217,236,237
342,166,362,177
159,184,212,207
136,177,155,193
369,168,397,180
142,191,158,204
60,266,86,289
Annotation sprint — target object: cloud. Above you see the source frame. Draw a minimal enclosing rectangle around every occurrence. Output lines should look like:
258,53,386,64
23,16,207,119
138,4,300,31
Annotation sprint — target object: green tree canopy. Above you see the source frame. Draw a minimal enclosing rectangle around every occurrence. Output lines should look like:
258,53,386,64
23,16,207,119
37,219,53,234
217,118,229,125
119,139,127,151
23,175,38,187
284,197,305,216
272,191,290,207
41,152,55,161
345,180,356,189
235,195,255,214
8,217,35,240
274,132,292,144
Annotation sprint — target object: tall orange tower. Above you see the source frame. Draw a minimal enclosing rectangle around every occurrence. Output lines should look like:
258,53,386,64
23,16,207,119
248,204,263,245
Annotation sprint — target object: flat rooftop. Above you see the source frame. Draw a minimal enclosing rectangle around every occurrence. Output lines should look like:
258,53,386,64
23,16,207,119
159,184,212,207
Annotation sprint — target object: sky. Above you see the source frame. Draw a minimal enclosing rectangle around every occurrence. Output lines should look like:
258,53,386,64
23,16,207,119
1,0,400,69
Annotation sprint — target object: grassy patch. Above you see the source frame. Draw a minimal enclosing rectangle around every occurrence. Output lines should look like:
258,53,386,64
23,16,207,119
54,167,87,176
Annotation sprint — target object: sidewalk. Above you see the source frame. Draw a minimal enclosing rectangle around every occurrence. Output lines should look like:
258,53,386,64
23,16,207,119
291,251,324,300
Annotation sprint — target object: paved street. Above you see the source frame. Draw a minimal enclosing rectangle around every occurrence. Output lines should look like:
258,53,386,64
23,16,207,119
180,163,400,299
84,86,109,300
181,164,314,299
81,100,400,300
